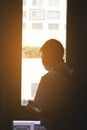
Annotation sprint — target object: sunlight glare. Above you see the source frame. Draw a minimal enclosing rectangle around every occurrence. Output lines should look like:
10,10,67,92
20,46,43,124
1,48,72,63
22,0,67,105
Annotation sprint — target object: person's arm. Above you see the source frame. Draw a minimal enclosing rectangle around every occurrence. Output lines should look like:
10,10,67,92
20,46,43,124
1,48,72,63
29,100,42,113
29,74,52,114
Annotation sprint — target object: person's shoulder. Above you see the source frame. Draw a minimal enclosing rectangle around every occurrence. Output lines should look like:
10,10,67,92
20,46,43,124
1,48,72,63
58,62,74,76
41,71,60,84
41,71,52,80
40,71,59,86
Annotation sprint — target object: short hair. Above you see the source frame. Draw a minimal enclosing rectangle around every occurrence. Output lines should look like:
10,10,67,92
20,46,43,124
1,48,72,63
40,39,64,61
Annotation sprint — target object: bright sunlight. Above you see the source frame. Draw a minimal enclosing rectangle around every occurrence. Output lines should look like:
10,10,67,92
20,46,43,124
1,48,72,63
21,0,67,105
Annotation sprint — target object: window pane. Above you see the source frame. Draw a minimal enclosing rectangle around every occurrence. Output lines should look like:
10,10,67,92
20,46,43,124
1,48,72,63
47,11,60,19
22,0,67,105
48,23,59,30
32,23,43,30
32,0,43,6
48,0,59,6
30,9,45,20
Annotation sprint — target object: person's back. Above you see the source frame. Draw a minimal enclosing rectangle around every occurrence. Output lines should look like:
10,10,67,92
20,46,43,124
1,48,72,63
34,62,73,130
29,39,74,130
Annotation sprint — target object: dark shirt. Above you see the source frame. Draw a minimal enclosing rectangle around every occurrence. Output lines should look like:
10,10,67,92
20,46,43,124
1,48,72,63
30,62,74,129
35,62,73,110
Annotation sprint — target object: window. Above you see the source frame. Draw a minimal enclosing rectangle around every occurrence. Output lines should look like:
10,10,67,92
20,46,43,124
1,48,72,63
22,0,67,105
48,23,59,30
32,0,43,6
47,11,60,19
32,23,43,30
48,0,59,6
29,9,45,20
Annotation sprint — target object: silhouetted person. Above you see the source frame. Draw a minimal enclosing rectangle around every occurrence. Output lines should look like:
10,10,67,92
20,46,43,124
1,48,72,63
29,39,74,130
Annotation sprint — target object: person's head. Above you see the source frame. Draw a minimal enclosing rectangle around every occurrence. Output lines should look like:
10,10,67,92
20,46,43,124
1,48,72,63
40,39,64,71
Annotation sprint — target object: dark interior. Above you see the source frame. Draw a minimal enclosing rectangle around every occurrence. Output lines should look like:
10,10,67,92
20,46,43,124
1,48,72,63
0,0,87,129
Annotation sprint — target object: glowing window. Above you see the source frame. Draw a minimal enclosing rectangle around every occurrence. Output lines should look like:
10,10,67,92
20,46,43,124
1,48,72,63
22,0,67,106
32,0,43,6
32,23,43,30
48,23,59,30
48,0,59,6
47,11,60,19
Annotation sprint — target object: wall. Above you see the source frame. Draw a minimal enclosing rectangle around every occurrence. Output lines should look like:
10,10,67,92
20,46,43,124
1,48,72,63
0,0,22,129
66,0,87,128
66,0,87,78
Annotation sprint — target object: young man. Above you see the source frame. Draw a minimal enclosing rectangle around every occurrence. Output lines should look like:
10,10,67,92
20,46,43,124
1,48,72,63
30,39,73,130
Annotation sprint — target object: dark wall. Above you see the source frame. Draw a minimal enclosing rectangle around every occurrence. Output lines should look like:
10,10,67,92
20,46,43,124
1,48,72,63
0,0,22,129
66,0,87,80
66,0,87,128
0,1,39,129
0,0,87,129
